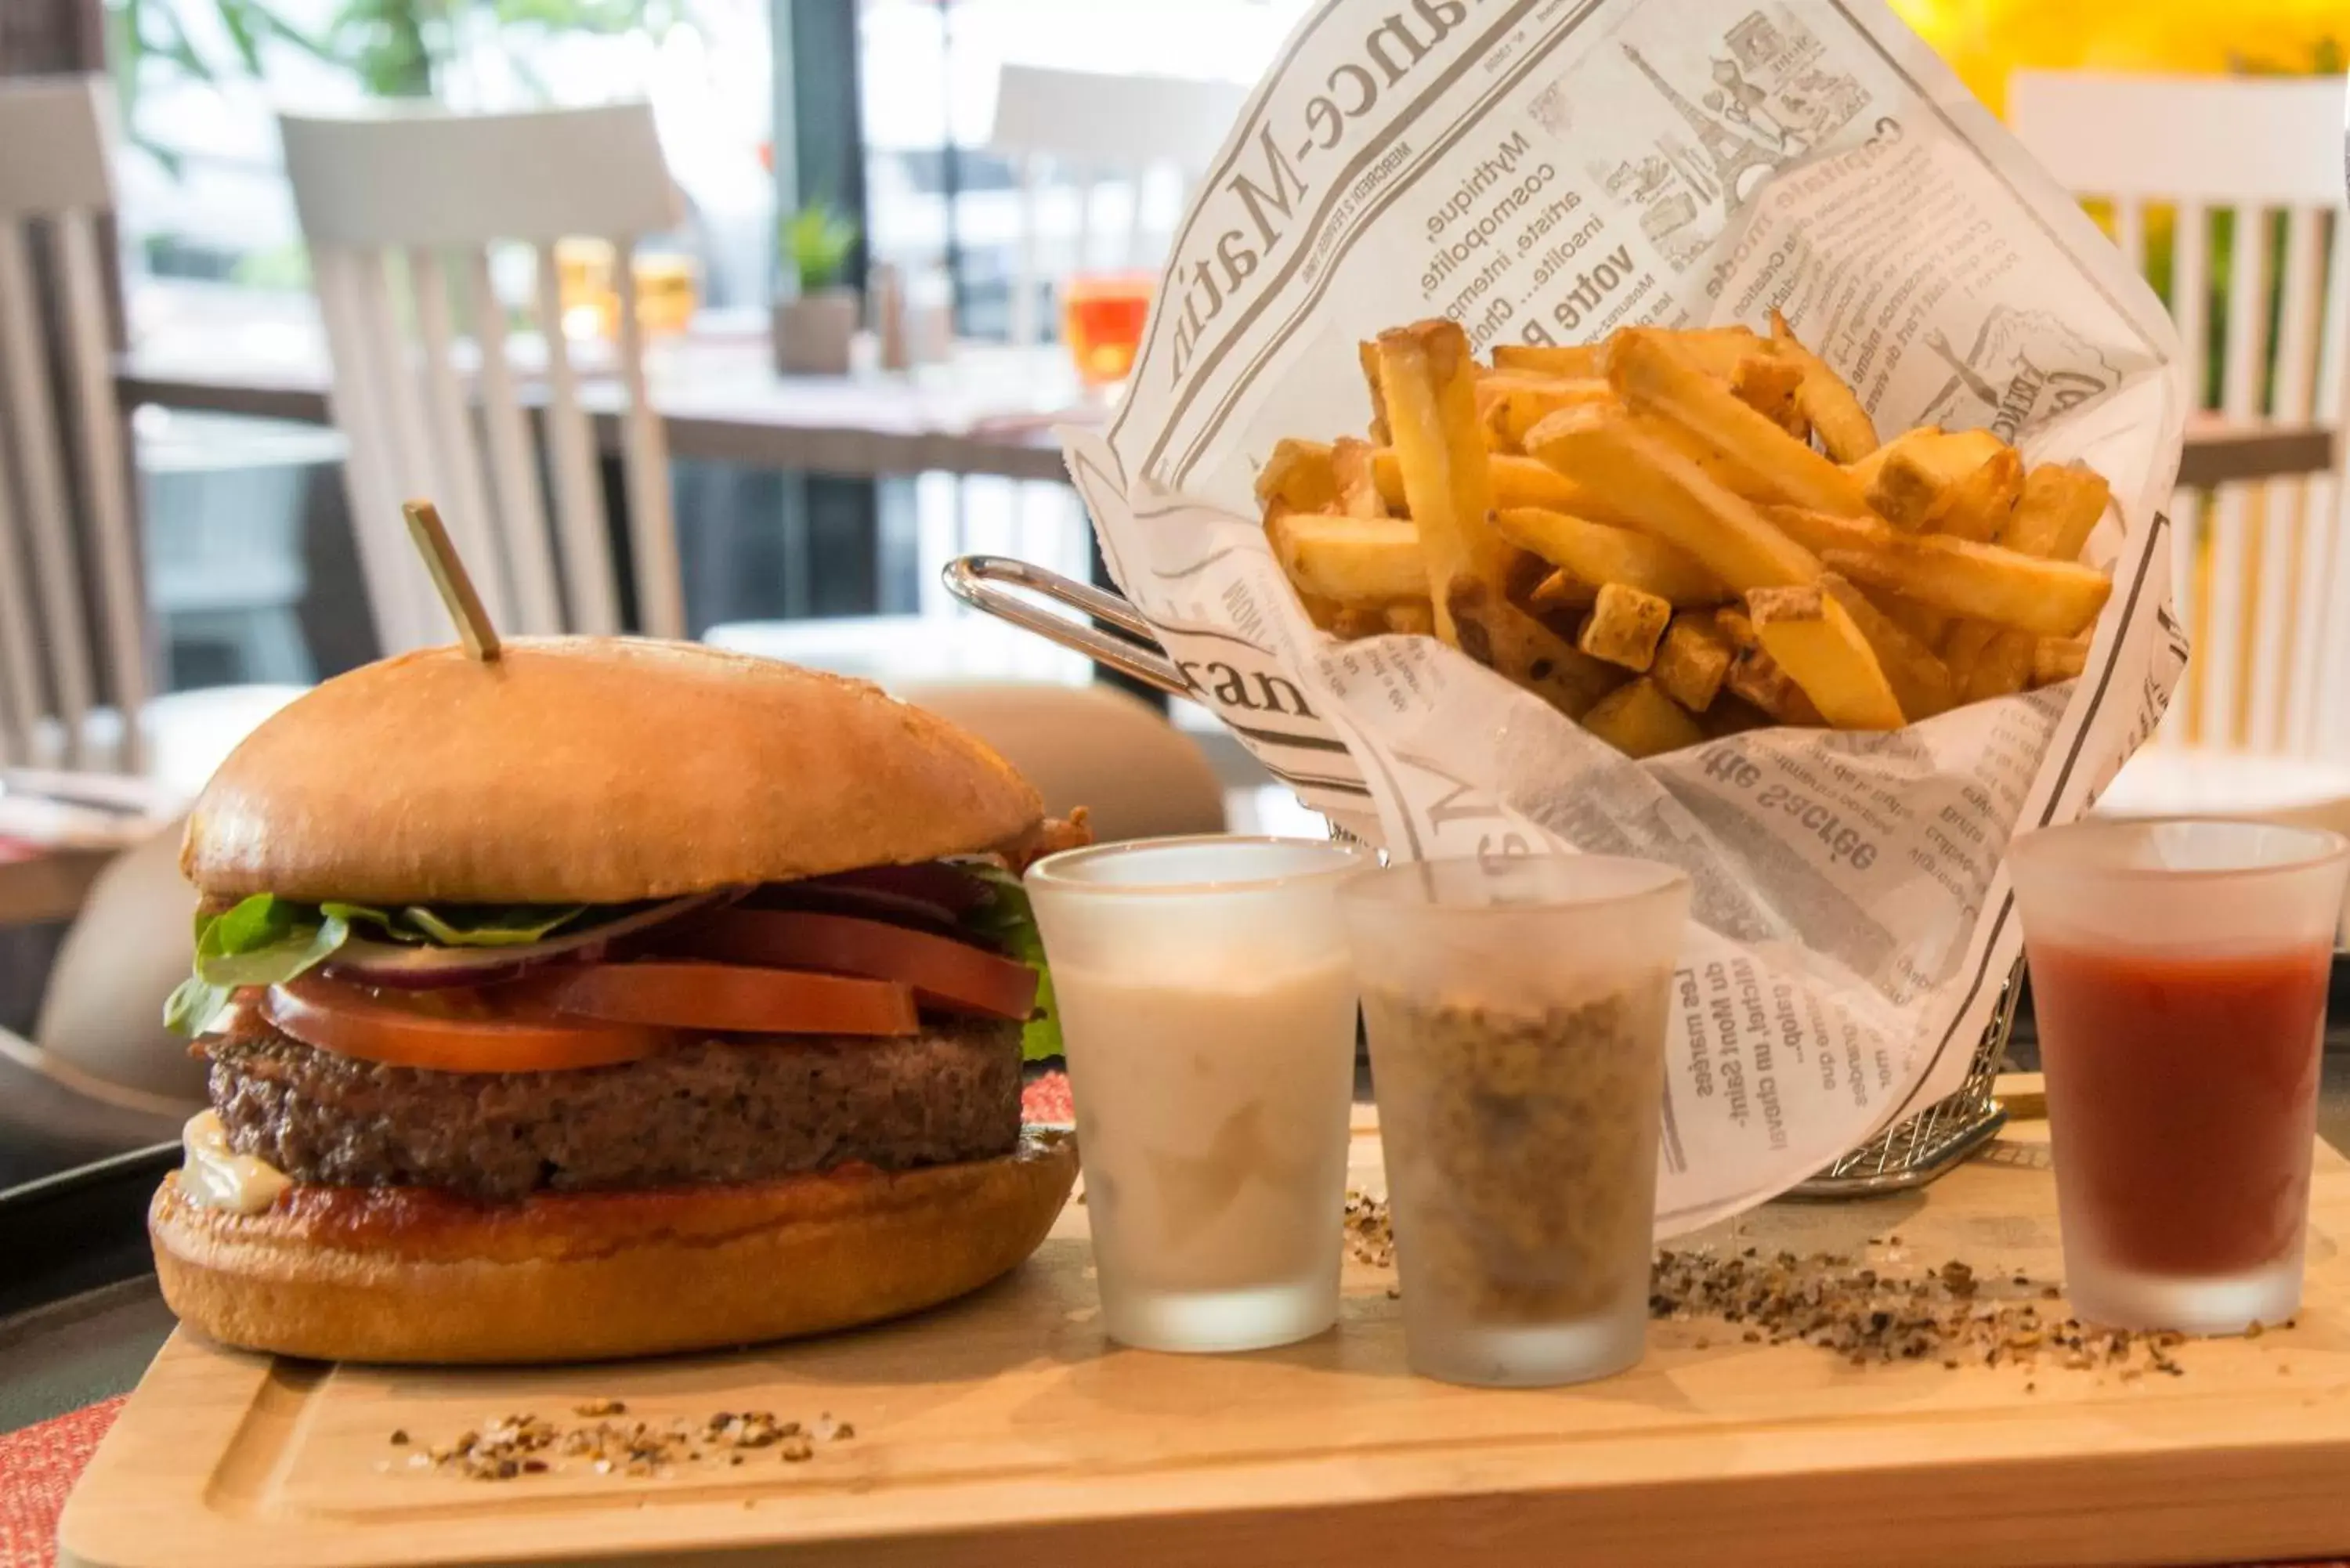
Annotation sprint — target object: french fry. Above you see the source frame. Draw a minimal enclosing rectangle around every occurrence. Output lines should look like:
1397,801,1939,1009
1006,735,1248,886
1330,437,1386,518
1767,308,1878,462
2033,634,2089,687
1651,612,1734,712
1384,601,1436,638
1256,438,1338,512
1746,583,1906,730
1731,352,1809,438
1941,462,2113,703
1819,573,1953,720
1865,435,2021,541
1763,505,1961,647
1577,583,1672,672
1699,693,1776,737
1820,533,2113,637
1848,427,2004,515
1622,323,1766,380
2001,463,2111,562
1724,643,1824,726
1329,603,1390,639
1376,321,1513,645
1609,328,1871,517
1581,677,1704,759
1358,341,1391,446
1713,603,1756,650
1492,341,1607,378
1495,506,1730,606
1954,629,2036,703
1532,401,1784,505
1266,512,1424,603
1445,577,1621,717
1529,569,1600,613
1477,374,1616,450
1368,446,1622,521
1525,414,1820,591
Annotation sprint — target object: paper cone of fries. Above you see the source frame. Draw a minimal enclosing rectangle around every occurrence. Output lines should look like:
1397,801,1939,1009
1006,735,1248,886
1059,0,2188,1229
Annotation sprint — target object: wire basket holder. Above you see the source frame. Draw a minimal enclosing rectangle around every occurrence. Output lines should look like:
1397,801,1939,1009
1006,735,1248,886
945,555,2013,1196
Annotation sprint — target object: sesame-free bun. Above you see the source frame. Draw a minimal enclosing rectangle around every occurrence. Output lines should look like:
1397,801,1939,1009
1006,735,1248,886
181,638,1045,905
149,1129,1078,1364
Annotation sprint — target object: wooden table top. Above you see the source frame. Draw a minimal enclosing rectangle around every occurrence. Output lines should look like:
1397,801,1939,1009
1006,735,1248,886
115,295,2333,489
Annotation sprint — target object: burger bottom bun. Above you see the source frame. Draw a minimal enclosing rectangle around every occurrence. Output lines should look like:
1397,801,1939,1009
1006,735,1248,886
149,1129,1077,1364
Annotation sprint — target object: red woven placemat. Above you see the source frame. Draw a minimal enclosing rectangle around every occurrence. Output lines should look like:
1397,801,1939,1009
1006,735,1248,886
2,1396,125,1568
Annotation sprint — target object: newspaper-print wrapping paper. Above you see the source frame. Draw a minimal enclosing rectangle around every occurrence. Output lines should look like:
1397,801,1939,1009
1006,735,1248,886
1060,0,2189,1231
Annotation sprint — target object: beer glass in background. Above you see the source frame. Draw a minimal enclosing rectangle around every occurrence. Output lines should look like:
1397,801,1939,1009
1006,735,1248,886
2009,818,2350,1335
1341,855,1687,1387
1026,836,1368,1353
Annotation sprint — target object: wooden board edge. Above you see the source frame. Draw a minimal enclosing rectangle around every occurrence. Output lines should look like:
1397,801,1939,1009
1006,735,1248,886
57,1328,287,1568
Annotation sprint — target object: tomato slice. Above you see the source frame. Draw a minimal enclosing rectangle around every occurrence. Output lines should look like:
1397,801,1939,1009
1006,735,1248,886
678,909,1038,1021
264,977,672,1073
544,961,920,1036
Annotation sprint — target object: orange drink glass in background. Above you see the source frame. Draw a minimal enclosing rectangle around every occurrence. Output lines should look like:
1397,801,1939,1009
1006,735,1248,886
631,253,700,337
1061,270,1156,386
553,240,699,339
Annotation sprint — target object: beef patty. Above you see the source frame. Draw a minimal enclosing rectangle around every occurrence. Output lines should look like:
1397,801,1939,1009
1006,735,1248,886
207,1023,1022,1201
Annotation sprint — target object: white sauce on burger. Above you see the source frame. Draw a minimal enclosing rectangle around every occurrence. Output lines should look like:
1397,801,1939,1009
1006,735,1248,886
180,1109,293,1215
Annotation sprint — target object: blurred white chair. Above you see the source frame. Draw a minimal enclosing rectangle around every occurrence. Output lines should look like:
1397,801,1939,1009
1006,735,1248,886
279,103,687,649
0,77,302,793
985,63,1245,349
0,77,152,773
2009,72,2350,761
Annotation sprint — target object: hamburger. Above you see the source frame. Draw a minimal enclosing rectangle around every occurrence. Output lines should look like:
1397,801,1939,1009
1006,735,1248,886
150,638,1083,1364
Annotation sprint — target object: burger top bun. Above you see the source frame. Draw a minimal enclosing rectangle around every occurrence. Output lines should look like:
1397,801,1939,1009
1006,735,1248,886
182,638,1046,906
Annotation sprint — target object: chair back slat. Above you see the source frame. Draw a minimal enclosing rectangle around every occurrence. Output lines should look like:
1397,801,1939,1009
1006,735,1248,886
55,210,150,771
310,244,435,653
531,245,623,634
609,255,684,638
2268,206,2331,753
2110,197,2145,276
407,245,513,629
466,247,563,635
280,104,682,645
0,222,96,761
0,437,48,761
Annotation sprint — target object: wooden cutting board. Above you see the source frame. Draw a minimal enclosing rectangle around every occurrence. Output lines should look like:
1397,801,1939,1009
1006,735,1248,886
59,1107,2350,1568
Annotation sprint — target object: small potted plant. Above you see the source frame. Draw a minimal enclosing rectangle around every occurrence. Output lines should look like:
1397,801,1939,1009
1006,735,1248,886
773,197,861,376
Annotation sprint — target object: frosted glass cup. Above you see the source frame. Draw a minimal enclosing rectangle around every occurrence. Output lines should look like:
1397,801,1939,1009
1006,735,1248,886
2009,818,2350,1335
1026,836,1370,1353
1341,855,1689,1387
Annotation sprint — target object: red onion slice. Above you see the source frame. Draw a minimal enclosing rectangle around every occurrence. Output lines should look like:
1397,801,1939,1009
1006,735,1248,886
323,891,735,988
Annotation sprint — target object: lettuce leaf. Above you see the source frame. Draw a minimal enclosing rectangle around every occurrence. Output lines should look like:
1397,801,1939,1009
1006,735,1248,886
165,895,589,1036
323,902,585,947
961,865,1061,1063
166,894,350,1037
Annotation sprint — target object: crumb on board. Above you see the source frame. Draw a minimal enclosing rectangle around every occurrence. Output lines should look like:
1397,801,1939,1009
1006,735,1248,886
395,1407,855,1480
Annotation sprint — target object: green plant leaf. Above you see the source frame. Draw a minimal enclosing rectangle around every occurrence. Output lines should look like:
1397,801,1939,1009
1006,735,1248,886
215,0,266,74
783,200,860,291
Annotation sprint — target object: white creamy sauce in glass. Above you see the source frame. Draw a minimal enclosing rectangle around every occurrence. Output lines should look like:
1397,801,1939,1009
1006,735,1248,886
180,1109,293,1214
1054,953,1358,1291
